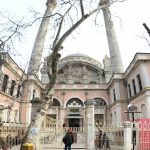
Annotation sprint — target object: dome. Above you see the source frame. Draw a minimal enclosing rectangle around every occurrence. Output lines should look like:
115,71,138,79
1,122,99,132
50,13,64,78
59,53,102,69
65,53,89,57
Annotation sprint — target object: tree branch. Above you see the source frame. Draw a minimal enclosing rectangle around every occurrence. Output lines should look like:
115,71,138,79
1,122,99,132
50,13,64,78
80,0,85,17
143,23,150,37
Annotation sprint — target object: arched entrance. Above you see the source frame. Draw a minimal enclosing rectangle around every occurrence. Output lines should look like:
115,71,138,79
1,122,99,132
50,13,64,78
94,97,107,126
65,98,84,128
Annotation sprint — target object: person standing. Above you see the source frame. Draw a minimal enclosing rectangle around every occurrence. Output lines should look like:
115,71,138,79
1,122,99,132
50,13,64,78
98,130,103,148
62,128,74,150
102,133,111,150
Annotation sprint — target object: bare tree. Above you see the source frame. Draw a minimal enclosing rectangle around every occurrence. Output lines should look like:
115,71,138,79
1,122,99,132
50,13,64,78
143,23,150,37
19,0,126,148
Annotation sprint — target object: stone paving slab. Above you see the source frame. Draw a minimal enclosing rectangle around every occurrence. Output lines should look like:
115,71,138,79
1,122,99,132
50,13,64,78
1,143,123,150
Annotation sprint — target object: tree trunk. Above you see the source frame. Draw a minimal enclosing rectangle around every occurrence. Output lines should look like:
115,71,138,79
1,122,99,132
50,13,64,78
20,88,54,149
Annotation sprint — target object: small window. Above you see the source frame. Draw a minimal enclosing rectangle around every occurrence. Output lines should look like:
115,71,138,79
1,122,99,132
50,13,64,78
10,80,16,96
32,89,36,99
136,74,142,91
2,74,9,92
128,84,132,98
132,79,137,95
17,85,21,98
141,104,146,117
113,89,116,101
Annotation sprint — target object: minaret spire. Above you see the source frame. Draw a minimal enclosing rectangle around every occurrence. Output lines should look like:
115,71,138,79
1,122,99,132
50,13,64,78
27,0,57,77
101,0,124,73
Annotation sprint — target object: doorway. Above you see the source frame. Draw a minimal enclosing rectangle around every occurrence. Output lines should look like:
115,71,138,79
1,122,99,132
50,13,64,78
69,118,80,127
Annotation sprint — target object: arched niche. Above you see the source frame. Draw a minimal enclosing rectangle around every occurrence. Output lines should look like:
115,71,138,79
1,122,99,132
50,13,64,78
66,98,84,107
52,98,60,106
94,97,107,106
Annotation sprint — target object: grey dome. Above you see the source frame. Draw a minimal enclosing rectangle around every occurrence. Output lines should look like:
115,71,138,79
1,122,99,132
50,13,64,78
59,53,102,69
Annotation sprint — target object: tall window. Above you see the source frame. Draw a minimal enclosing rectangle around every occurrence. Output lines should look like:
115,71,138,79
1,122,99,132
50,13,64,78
32,89,36,99
128,84,132,98
136,74,142,91
132,79,137,95
113,89,116,101
14,110,18,123
141,104,146,117
17,85,21,98
10,80,16,96
1,74,9,92
0,105,4,122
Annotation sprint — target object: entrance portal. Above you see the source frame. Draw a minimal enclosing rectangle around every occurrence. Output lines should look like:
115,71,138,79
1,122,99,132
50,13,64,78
69,118,80,127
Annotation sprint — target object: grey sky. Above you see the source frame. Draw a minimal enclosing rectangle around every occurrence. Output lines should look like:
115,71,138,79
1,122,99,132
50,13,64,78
0,0,150,71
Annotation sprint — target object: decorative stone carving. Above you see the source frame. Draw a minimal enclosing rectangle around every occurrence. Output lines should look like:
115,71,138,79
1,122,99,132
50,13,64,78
41,53,112,84
68,101,82,108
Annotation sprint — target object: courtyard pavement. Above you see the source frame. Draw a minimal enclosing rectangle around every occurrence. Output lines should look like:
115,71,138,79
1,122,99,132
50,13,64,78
2,143,124,150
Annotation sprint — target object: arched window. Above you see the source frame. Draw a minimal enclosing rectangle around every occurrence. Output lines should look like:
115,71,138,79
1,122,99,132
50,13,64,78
132,79,137,95
7,109,11,123
141,104,146,117
113,89,116,101
17,85,21,98
66,98,84,106
94,98,107,106
128,83,132,98
136,74,142,91
32,89,36,99
53,98,60,106
14,110,18,123
2,74,9,92
10,80,16,96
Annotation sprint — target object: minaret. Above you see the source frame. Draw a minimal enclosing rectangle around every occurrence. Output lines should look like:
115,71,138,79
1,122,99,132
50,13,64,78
101,0,124,73
27,0,57,77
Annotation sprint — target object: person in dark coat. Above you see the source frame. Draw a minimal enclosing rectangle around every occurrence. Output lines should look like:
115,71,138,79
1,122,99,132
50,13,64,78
98,130,103,148
102,133,110,150
62,128,74,150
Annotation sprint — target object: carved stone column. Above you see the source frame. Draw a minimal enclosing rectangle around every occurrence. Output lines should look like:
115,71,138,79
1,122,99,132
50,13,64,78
84,99,95,150
123,121,132,150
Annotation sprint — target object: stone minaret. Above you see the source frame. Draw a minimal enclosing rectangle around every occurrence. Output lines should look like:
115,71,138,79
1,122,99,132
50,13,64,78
101,0,124,73
27,0,57,77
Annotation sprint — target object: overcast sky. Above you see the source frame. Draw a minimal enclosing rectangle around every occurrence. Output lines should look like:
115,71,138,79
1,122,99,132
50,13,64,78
0,0,150,72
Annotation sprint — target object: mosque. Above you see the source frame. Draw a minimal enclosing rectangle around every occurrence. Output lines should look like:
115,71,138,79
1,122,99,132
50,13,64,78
0,0,150,136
